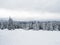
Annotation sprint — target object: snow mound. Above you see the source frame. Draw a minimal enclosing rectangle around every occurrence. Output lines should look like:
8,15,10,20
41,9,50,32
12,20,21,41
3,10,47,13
0,29,60,45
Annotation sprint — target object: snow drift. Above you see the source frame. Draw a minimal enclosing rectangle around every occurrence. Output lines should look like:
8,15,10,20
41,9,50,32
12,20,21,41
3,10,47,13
0,29,60,45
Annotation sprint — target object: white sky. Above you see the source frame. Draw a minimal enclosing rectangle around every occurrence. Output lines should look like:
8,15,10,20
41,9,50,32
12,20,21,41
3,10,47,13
0,8,60,21
0,0,60,20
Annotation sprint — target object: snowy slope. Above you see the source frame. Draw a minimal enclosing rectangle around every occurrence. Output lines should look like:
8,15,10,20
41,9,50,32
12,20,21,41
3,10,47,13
0,29,60,45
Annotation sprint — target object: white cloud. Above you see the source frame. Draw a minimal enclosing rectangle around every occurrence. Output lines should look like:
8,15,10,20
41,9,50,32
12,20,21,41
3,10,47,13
0,8,60,21
0,0,60,12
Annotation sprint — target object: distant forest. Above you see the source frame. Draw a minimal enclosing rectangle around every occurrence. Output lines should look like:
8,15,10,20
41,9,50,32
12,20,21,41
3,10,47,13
0,17,60,31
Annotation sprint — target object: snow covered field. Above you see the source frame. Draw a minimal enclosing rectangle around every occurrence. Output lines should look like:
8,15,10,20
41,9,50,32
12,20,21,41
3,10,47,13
0,29,60,45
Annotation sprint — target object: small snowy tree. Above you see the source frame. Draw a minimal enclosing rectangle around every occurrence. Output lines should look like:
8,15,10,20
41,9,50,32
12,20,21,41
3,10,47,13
8,17,14,30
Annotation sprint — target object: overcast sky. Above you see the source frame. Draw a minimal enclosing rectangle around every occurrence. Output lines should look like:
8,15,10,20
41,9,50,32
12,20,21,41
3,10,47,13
0,0,60,20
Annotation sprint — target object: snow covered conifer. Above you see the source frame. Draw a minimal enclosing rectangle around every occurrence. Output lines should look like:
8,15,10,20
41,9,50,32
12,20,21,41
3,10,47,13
8,17,14,30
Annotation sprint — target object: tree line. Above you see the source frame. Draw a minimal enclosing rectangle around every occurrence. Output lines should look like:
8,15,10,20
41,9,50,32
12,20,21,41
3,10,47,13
0,18,60,31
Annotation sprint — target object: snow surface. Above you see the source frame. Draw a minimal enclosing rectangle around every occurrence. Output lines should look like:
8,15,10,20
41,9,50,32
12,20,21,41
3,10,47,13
0,29,60,45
